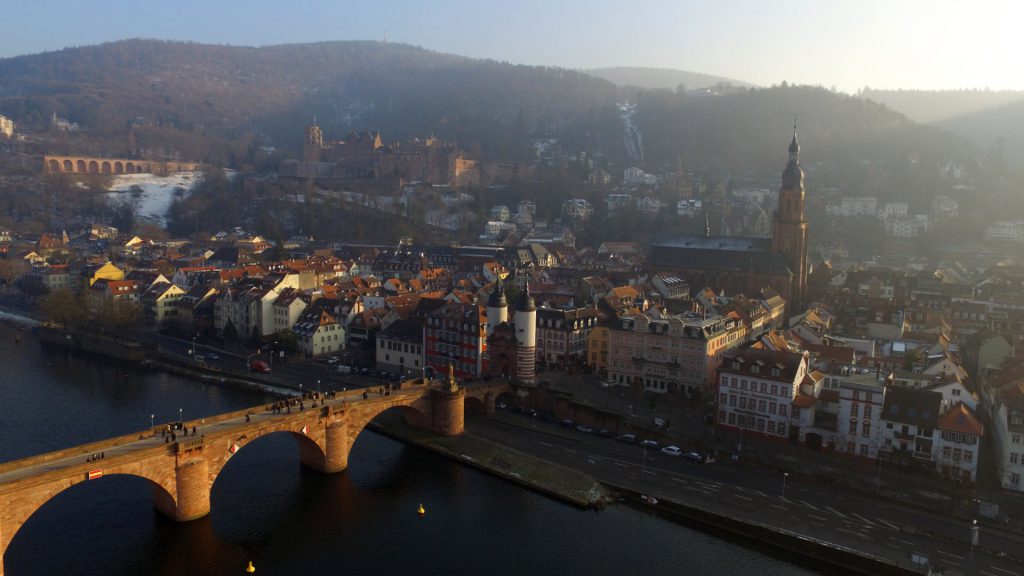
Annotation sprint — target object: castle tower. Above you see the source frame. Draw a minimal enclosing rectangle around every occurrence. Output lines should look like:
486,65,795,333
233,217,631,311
772,123,809,310
486,274,508,336
303,118,324,162
513,281,537,384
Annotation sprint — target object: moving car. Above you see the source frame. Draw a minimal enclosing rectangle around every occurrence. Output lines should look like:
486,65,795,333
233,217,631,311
616,433,637,444
661,445,682,456
683,451,705,463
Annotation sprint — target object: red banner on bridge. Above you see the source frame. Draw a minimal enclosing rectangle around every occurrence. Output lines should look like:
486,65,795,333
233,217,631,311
87,469,103,480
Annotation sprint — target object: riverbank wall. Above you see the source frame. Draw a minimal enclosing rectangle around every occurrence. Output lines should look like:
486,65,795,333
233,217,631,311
368,414,613,509
608,483,924,576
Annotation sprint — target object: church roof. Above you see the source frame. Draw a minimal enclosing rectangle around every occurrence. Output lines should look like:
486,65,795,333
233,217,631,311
649,237,792,276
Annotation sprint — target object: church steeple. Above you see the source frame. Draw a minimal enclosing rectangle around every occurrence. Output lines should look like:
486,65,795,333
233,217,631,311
781,120,803,192
772,122,809,313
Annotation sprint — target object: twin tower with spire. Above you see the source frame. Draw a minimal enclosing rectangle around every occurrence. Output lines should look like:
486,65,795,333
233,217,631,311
485,275,537,385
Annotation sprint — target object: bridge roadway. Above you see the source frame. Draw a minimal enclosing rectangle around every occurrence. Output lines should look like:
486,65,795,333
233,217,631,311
0,379,506,576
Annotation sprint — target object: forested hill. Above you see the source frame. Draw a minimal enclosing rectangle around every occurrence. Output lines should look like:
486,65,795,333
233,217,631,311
587,66,753,91
0,39,625,165
860,89,1024,165
636,84,975,174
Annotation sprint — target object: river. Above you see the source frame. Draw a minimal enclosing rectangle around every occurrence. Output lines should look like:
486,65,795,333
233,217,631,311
0,324,823,575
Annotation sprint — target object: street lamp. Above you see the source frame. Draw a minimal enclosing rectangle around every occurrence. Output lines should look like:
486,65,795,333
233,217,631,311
299,383,304,398
317,379,321,395
150,413,154,429
191,334,197,356
782,472,789,499
969,518,979,566
178,408,183,424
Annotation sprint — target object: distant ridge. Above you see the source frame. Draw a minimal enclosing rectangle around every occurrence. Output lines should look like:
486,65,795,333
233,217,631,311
585,66,754,91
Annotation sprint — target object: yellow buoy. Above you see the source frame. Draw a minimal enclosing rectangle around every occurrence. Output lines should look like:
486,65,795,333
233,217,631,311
417,503,425,516
246,560,256,573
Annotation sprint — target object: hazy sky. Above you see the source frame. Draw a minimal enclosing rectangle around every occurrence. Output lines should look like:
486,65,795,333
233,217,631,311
2,0,1021,92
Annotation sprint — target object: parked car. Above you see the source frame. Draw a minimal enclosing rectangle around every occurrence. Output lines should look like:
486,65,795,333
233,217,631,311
683,451,705,463
326,356,339,365
661,445,682,456
559,419,575,428
616,433,637,444
639,440,660,450
205,352,219,360
576,425,594,433
596,428,612,438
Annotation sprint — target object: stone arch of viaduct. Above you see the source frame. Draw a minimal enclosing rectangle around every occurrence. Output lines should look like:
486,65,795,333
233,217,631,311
42,155,203,176
0,382,509,576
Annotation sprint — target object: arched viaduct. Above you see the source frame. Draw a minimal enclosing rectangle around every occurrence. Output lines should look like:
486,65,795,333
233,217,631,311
42,155,203,176
0,379,510,576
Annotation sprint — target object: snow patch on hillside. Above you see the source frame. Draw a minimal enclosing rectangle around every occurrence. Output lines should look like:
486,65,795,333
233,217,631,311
106,171,203,227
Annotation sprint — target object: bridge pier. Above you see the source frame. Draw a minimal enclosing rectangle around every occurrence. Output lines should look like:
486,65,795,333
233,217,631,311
431,388,465,436
172,458,211,521
484,391,496,415
323,423,350,473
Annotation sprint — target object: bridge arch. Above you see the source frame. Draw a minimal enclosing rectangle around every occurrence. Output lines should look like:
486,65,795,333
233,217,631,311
206,428,326,484
2,470,177,572
88,160,98,173
101,161,111,174
62,159,73,171
47,159,60,173
114,161,124,174
76,159,86,172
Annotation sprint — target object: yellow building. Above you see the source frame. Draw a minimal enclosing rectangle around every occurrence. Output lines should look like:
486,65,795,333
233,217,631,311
586,326,610,375
87,261,126,287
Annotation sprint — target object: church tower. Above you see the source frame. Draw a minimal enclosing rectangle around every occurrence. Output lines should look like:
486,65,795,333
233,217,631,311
486,274,508,336
513,282,537,385
303,118,324,162
772,124,809,309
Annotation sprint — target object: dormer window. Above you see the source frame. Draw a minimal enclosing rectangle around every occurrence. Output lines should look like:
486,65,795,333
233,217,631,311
1013,412,1023,426
770,367,781,377
731,361,740,370
750,365,760,374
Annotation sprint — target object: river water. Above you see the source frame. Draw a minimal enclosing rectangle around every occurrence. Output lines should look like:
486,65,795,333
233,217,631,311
0,324,823,576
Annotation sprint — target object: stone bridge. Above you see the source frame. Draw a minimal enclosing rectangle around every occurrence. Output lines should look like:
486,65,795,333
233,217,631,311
43,155,203,176
0,378,511,576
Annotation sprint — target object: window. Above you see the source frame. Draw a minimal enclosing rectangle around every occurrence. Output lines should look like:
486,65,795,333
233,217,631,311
739,398,747,409
760,382,767,393
759,400,766,413
778,423,786,436
864,404,872,419
768,421,776,434
944,446,952,459
849,420,857,435
1014,434,1022,445
1013,474,1021,486
728,412,736,425
1012,453,1020,465
860,444,869,457
771,384,778,395
862,421,871,438
791,405,799,418
851,403,859,418
729,395,737,407
964,450,973,464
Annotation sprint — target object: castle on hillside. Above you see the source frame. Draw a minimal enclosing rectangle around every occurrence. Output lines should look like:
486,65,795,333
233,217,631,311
283,121,479,186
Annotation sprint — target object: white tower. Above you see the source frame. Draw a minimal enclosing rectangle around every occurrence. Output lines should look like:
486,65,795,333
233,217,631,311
514,281,537,384
486,275,508,337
